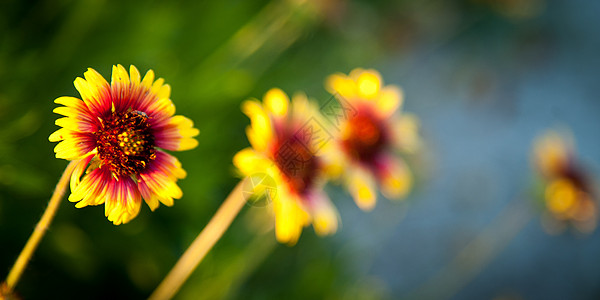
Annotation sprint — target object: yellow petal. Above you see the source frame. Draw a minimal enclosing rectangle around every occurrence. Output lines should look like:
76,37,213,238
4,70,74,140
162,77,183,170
178,138,199,151
233,148,271,175
171,116,199,137
137,155,185,209
106,178,141,225
273,192,308,245
290,92,310,120
111,64,131,86
533,131,571,177
144,195,160,212
157,84,171,100
83,68,110,90
545,178,577,215
53,106,76,117
129,65,141,85
74,69,110,115
49,128,69,142
55,117,81,131
242,100,272,147
150,78,166,98
167,115,200,151
264,88,289,118
380,157,412,200
70,155,94,192
375,86,403,117
325,73,357,99
347,167,377,211
73,78,95,109
53,137,94,160
319,143,345,179
69,168,108,208
310,192,339,236
393,114,421,153
246,126,268,153
54,96,84,108
141,69,155,88
356,70,381,99
147,97,176,119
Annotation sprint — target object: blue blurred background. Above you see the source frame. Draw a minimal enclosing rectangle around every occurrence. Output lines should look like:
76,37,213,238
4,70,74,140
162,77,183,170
1,0,599,299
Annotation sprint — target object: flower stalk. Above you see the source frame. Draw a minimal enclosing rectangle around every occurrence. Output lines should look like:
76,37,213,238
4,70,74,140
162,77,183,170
149,180,248,300
2,160,77,292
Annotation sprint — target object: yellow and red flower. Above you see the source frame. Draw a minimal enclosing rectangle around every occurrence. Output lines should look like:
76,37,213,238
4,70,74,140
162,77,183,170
533,130,597,233
325,68,420,211
50,65,199,225
234,88,339,245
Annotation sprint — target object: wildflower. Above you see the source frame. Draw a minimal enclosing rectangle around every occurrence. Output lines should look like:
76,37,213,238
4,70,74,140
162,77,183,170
533,130,596,233
50,65,199,225
325,68,420,210
233,88,339,245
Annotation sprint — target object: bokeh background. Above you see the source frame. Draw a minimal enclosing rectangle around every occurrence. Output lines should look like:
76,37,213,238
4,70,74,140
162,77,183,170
1,0,600,299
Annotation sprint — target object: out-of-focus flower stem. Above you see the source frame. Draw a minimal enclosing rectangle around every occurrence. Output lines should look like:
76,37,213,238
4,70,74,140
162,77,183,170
406,197,532,300
2,160,77,293
149,180,248,300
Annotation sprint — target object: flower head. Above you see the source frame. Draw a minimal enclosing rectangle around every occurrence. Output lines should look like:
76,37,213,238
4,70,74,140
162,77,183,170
234,88,339,245
50,65,199,225
532,130,596,233
325,68,420,211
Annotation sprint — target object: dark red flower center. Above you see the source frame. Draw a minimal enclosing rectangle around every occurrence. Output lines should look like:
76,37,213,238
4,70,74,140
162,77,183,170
561,163,591,194
341,109,388,164
273,130,319,195
95,109,156,177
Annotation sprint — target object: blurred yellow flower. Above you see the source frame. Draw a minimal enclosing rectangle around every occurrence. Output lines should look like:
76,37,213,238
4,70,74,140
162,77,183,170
234,88,339,245
325,68,420,211
50,65,199,225
533,130,596,233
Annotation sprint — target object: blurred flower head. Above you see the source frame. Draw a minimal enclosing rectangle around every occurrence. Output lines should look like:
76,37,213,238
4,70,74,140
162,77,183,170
50,65,199,225
234,88,339,245
532,130,597,233
325,68,420,211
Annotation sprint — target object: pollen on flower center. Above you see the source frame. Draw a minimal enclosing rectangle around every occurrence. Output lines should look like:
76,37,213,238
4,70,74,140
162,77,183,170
96,109,156,176
342,110,388,164
273,132,319,195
